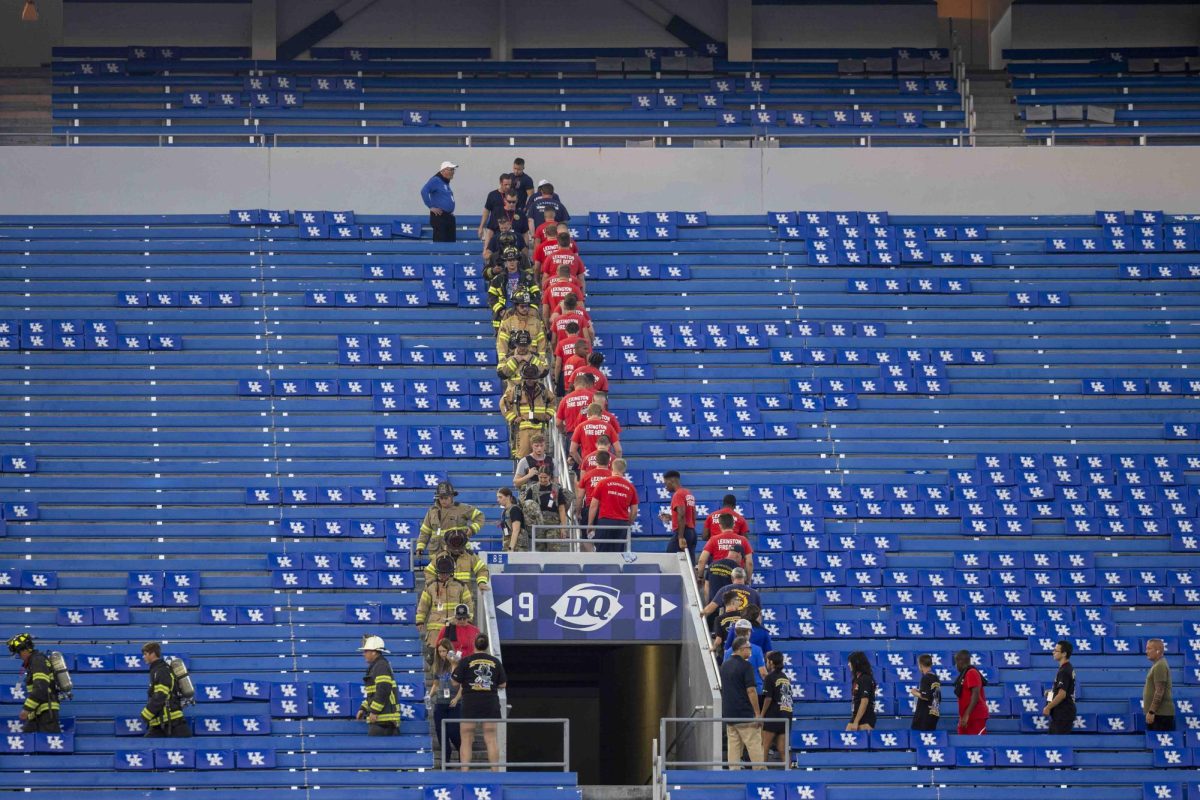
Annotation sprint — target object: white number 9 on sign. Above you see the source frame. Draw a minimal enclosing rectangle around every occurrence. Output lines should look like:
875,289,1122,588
518,592,535,621
639,592,657,621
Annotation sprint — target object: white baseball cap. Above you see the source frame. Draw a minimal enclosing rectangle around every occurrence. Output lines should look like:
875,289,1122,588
358,635,388,653
734,619,752,630
536,179,549,188
439,161,458,171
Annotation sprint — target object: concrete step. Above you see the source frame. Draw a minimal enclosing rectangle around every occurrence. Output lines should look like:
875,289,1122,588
0,133,57,145
0,118,53,132
969,86,1015,97
0,93,50,108
975,134,1031,147
0,108,51,120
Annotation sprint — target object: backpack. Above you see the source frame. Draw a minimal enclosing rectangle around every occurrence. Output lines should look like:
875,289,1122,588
519,488,546,546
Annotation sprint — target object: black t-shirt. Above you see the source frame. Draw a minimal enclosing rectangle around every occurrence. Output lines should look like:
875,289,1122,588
706,557,738,602
715,610,742,636
912,671,942,727
502,505,525,538
487,207,530,235
511,173,534,206
1053,661,1076,708
484,189,507,216
764,669,793,719
712,584,760,612
719,654,757,720
452,653,507,696
525,193,570,224
852,673,878,722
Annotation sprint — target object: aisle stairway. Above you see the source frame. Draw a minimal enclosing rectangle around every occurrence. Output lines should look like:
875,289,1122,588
0,68,52,145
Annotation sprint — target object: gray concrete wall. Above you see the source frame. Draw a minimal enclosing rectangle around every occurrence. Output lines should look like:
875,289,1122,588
1,146,1197,216
1010,3,1200,49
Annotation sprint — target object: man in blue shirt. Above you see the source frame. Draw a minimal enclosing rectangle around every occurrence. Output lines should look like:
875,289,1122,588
420,161,458,242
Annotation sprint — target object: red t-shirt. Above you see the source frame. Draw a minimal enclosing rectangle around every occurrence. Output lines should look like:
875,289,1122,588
581,449,609,471
543,277,584,315
578,466,612,504
552,310,592,341
575,365,608,393
572,417,617,460
957,667,989,725
555,335,582,364
556,387,596,433
670,487,696,529
703,531,754,561
598,409,622,436
563,354,590,388
542,252,585,283
436,622,479,658
593,475,638,521
535,220,560,243
703,509,749,540
535,239,577,266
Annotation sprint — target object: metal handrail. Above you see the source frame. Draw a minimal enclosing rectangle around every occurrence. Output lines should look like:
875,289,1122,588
656,715,792,771
441,717,570,771
39,127,975,148
530,522,632,551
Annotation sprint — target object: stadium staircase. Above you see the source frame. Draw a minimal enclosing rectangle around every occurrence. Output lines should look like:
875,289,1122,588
0,206,1198,800
0,68,53,146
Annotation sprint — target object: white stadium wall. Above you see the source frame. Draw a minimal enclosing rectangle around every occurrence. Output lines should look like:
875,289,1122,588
0,146,1197,216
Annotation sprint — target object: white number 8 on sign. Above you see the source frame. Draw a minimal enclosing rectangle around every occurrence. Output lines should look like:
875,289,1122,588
639,592,657,621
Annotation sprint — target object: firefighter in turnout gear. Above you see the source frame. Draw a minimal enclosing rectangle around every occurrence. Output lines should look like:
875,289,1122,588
416,555,476,652
355,635,400,736
140,642,190,737
500,363,556,460
415,482,485,558
8,633,61,734
422,528,491,591
495,292,546,359
487,248,540,329
497,331,549,384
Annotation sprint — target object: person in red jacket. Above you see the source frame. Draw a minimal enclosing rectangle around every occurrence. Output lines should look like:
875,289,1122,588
703,494,750,541
570,403,620,466
588,458,638,553
557,372,596,435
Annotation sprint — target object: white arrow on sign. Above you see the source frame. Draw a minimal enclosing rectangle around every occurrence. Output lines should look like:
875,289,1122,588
660,597,677,616
497,598,513,617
